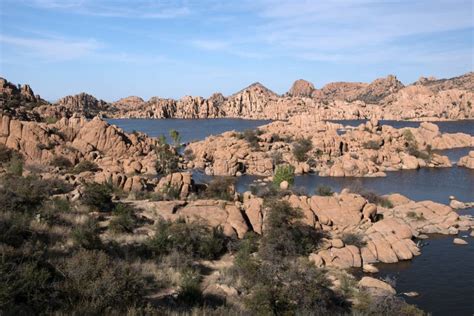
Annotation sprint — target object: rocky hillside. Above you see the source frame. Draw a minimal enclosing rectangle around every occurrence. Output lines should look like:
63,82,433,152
2,72,473,121
0,77,48,121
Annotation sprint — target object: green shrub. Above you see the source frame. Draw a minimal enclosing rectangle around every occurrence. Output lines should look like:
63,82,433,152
203,177,235,201
59,249,145,314
0,175,49,213
0,213,32,247
239,129,261,150
178,269,202,305
6,155,24,176
147,220,226,260
183,148,195,161
155,143,179,175
244,260,338,315
81,182,113,212
0,143,15,163
109,203,136,233
169,129,182,147
350,186,393,208
363,140,381,150
0,251,61,314
292,138,313,162
50,156,73,169
316,185,334,196
273,165,295,188
71,218,103,250
44,116,58,124
407,211,426,221
341,233,367,248
259,200,322,260
403,129,415,143
71,160,99,174
157,183,182,200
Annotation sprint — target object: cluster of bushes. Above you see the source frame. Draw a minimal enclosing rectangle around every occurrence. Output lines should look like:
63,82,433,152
202,177,236,201
403,129,432,161
292,137,313,162
350,185,394,208
236,129,262,150
363,140,382,150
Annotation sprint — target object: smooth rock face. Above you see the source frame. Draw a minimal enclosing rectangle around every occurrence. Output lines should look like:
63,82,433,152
453,238,468,245
358,277,396,295
458,151,474,169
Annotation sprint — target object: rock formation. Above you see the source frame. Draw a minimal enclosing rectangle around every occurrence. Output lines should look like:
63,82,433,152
185,115,473,177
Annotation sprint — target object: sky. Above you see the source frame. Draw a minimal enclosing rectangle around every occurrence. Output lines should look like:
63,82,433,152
0,0,473,102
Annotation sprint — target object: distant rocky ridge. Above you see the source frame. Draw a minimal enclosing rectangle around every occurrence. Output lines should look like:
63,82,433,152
1,72,473,121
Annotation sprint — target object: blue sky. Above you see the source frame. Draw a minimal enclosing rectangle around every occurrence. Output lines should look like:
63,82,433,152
0,0,473,102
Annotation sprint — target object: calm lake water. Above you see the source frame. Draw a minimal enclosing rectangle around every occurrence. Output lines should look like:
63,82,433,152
107,118,271,143
112,118,473,315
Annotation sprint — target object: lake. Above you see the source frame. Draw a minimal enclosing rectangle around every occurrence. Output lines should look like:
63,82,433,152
107,118,272,143
111,118,474,315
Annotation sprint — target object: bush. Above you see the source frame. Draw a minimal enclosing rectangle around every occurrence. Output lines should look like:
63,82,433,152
183,148,195,161
239,129,261,150
273,165,295,188
147,220,227,260
350,186,393,208
203,177,235,201
0,175,49,213
341,233,367,248
0,251,61,314
59,249,145,313
156,183,182,200
270,151,283,165
71,218,103,250
407,211,426,221
50,156,73,169
178,269,203,305
71,160,99,174
109,203,136,233
81,182,113,212
292,138,313,162
0,212,32,247
0,143,15,163
244,259,340,315
259,200,323,260
155,143,179,175
316,185,334,196
6,155,24,176
363,140,381,150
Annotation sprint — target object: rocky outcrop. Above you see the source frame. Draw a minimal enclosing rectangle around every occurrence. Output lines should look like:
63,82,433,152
458,151,474,169
0,114,166,192
288,79,316,97
0,77,46,121
186,115,472,177
52,93,110,118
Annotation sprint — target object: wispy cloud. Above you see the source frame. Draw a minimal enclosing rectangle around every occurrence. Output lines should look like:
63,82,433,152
20,0,191,19
0,33,171,65
0,34,101,61
251,0,474,62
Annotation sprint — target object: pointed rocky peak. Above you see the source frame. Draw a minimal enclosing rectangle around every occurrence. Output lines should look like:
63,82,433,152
288,79,315,97
232,82,279,98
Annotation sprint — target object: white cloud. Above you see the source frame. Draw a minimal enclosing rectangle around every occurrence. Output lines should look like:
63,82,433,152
21,0,191,19
0,34,101,60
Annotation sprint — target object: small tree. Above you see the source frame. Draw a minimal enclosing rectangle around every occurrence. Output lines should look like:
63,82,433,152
273,165,295,188
169,129,181,148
